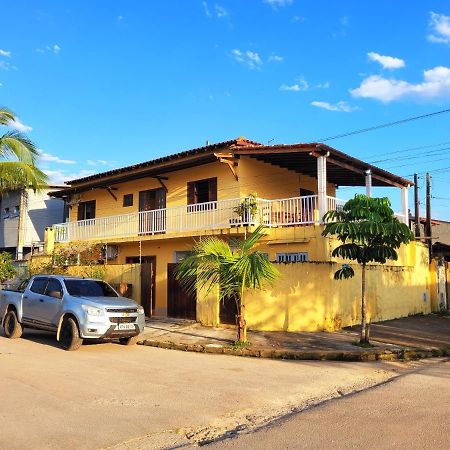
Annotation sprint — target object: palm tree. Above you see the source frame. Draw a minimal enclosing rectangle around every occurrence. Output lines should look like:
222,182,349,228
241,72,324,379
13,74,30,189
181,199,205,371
176,225,280,343
322,195,414,344
0,107,48,193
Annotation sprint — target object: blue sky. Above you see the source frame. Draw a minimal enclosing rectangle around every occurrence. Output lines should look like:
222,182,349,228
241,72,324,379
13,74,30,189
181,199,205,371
1,0,449,219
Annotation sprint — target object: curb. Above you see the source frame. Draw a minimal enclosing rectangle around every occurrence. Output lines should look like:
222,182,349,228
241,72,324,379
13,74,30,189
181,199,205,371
137,339,450,362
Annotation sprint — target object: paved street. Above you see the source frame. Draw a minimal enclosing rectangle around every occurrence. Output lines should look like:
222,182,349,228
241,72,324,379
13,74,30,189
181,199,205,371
0,329,415,450
206,359,450,450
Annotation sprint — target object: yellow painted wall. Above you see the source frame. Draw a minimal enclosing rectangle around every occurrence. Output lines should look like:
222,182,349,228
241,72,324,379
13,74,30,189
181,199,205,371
197,242,432,331
69,156,333,222
237,156,336,199
69,161,239,222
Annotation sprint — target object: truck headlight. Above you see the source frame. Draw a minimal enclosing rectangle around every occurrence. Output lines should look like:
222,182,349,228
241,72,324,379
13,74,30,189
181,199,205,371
137,305,145,315
82,305,105,317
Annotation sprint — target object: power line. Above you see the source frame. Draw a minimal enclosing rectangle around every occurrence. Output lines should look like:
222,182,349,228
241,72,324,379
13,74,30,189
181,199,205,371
316,108,450,142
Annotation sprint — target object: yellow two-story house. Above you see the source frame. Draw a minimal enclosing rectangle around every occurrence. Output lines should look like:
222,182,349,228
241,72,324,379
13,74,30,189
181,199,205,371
49,137,430,331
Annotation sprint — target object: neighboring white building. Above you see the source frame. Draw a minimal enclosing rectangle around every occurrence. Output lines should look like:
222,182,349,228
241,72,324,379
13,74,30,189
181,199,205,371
0,187,66,260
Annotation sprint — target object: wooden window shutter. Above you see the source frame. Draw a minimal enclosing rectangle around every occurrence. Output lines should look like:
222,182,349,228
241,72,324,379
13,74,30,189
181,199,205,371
208,178,217,202
77,203,85,221
90,201,96,219
187,181,195,205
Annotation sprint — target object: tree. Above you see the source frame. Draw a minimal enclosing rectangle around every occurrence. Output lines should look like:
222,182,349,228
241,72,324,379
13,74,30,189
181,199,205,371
0,107,48,193
0,251,16,283
322,195,414,344
175,225,280,343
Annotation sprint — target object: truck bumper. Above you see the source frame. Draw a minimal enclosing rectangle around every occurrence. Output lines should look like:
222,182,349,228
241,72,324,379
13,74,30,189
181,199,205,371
80,314,145,340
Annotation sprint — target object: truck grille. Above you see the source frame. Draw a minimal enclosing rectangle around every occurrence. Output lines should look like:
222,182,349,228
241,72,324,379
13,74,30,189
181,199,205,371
109,317,137,324
106,308,137,313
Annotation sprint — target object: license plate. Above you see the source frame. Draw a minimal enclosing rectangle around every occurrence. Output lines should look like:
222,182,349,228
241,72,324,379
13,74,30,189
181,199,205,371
117,323,135,331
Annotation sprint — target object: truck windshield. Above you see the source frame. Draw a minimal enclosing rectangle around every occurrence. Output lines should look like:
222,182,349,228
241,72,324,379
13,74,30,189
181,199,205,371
64,279,118,297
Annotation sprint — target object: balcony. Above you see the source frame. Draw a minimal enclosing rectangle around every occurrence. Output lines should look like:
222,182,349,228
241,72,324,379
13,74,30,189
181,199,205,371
53,195,346,243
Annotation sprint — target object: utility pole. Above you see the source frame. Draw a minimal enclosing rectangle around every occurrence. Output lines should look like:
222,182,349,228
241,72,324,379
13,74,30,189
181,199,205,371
425,172,432,261
413,173,420,238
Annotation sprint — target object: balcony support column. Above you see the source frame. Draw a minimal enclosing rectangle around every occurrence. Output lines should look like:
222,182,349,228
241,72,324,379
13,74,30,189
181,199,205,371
365,169,372,197
317,155,328,223
401,186,409,225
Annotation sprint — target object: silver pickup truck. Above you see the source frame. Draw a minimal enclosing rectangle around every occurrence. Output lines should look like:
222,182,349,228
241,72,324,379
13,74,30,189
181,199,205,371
0,275,145,350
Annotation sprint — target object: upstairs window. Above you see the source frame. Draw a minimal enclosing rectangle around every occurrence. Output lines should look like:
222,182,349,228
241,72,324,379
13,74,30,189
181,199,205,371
187,178,217,209
2,207,10,219
123,194,133,207
77,200,96,221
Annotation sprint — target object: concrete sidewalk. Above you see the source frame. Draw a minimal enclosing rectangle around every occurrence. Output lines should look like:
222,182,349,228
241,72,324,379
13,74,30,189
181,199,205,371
139,314,450,361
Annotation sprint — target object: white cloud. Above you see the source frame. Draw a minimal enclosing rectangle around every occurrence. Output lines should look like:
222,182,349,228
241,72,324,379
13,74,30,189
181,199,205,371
0,49,11,57
86,159,116,167
268,54,283,62
340,16,349,26
7,118,32,132
279,76,309,91
368,52,405,69
311,101,358,112
202,1,212,17
0,60,16,71
264,0,293,8
350,66,450,102
39,151,76,165
37,44,61,55
117,15,123,23
428,12,450,44
44,169,95,185
316,81,331,89
203,2,228,19
291,15,305,23
214,4,228,18
231,49,262,69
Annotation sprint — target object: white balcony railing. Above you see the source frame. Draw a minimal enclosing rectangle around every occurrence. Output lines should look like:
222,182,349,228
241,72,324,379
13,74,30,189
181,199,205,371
53,195,344,243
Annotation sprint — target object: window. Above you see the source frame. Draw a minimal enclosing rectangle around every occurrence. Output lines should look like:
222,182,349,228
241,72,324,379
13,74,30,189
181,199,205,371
276,252,308,263
2,207,10,219
64,279,118,297
45,279,63,298
30,277,48,294
174,251,192,263
123,194,133,207
77,200,96,221
187,177,217,211
10,205,20,217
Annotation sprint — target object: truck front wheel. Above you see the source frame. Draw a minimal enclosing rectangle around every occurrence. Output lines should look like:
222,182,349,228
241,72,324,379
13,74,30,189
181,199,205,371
60,317,83,351
4,310,23,339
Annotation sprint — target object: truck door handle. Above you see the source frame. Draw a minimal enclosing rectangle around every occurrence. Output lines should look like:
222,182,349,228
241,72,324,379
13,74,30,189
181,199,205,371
23,296,28,299
39,299,44,302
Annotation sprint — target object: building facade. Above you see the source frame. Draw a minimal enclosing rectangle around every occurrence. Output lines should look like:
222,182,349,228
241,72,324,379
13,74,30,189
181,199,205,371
46,138,428,330
0,187,66,260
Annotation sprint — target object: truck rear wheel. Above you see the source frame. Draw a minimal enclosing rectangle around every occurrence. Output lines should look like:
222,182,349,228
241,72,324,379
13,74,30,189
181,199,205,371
119,335,140,346
60,317,83,351
4,310,23,339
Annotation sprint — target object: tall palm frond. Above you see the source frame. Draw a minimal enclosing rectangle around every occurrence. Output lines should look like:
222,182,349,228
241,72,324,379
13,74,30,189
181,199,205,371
176,225,280,342
0,107,48,192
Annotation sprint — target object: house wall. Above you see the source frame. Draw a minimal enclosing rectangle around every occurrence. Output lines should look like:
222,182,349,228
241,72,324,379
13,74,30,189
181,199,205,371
0,190,21,248
69,157,333,222
237,156,336,199
23,189,65,246
197,242,432,332
0,189,65,254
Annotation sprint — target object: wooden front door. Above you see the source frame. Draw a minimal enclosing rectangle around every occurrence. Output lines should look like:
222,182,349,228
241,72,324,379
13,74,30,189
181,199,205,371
139,257,156,317
219,294,238,325
167,263,197,320
139,188,166,234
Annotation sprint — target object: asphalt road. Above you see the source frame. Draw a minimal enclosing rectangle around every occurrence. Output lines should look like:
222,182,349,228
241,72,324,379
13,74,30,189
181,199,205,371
206,359,450,450
0,328,406,450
